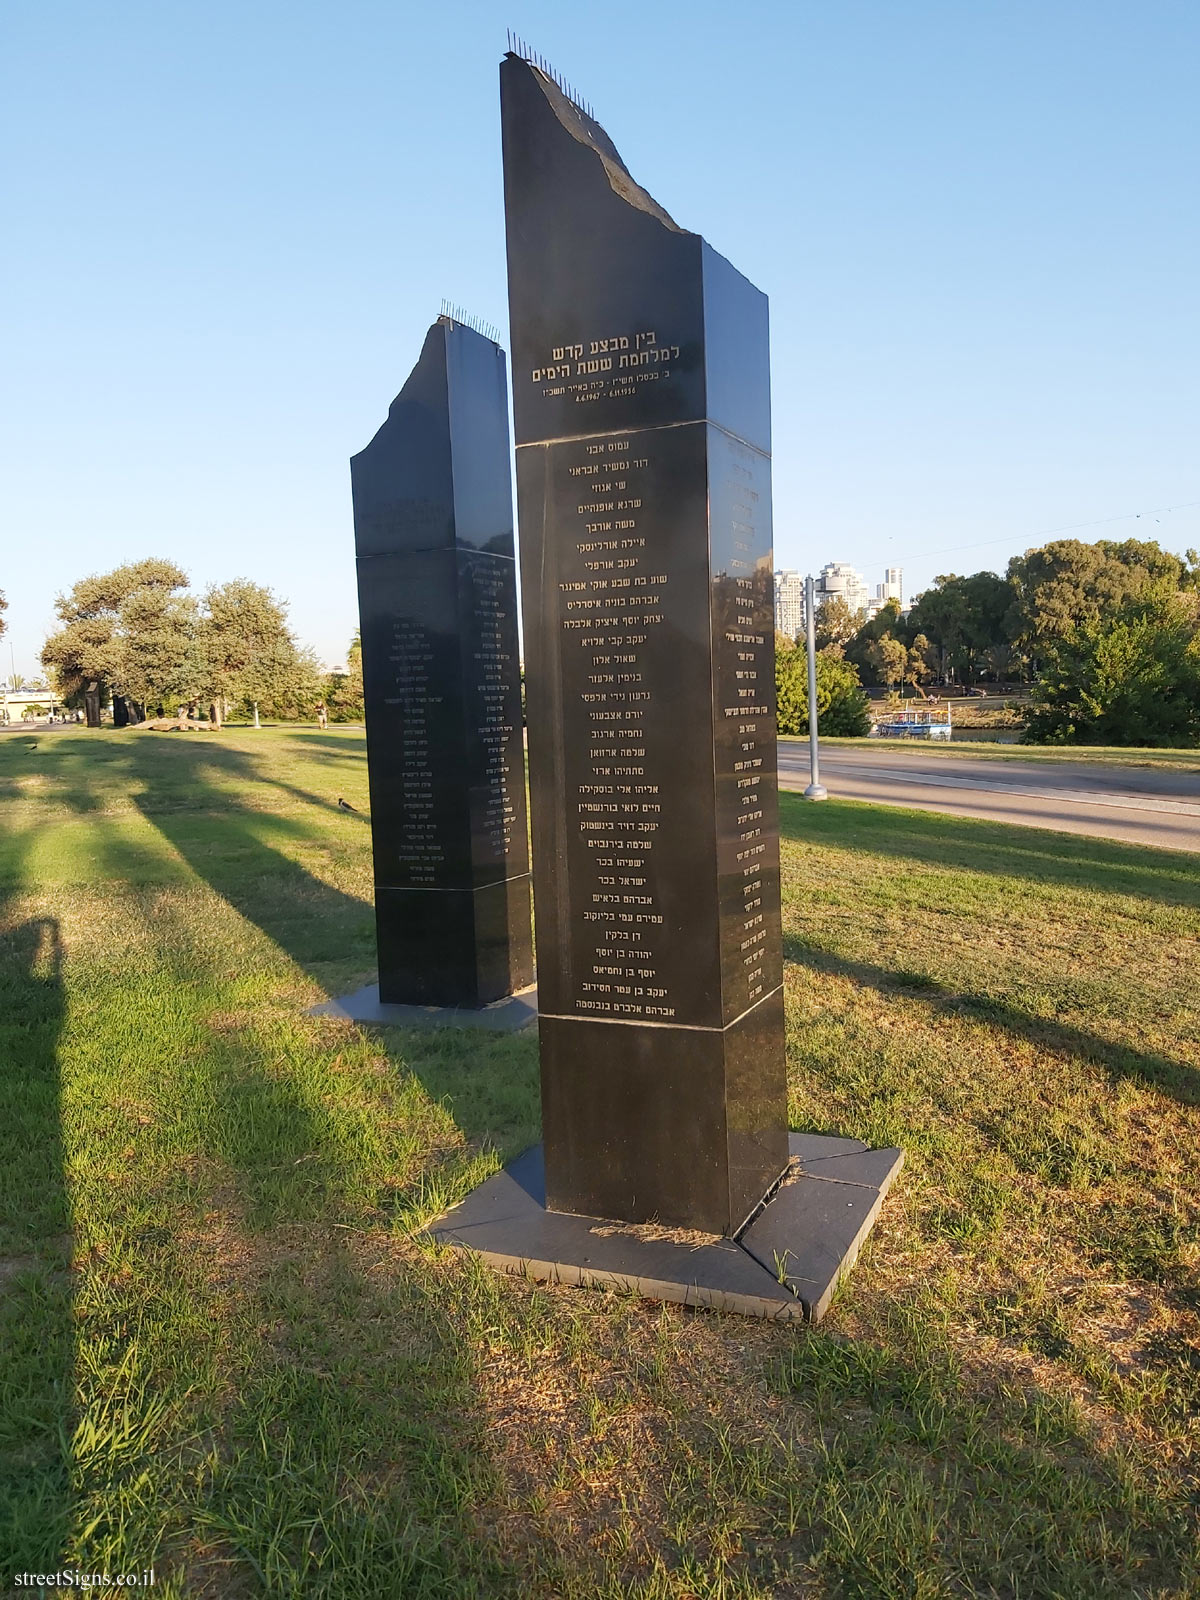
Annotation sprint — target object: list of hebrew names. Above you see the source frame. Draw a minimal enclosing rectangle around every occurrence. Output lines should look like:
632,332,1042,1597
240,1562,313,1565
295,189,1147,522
559,436,669,1020
470,561,521,864
386,565,521,885
555,431,773,1024
715,444,773,1015
386,616,443,884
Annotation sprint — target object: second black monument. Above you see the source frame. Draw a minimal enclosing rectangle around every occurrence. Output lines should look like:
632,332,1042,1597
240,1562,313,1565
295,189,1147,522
501,53,787,1235
351,314,533,1010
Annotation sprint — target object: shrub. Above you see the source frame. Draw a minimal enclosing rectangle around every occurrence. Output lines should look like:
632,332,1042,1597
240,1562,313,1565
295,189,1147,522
1022,592,1200,747
776,643,871,738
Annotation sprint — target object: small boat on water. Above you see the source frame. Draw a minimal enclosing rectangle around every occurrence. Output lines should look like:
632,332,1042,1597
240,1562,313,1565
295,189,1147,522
870,702,952,740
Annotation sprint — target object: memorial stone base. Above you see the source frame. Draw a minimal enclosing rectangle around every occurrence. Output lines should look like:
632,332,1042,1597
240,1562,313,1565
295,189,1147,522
310,980,537,1033
426,1132,903,1322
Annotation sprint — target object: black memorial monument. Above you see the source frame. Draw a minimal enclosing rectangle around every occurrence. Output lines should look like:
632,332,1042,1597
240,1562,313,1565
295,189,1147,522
351,315,533,1010
429,54,901,1319
502,53,787,1236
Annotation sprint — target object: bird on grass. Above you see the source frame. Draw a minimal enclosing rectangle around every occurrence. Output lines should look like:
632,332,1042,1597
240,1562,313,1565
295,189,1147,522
337,796,359,812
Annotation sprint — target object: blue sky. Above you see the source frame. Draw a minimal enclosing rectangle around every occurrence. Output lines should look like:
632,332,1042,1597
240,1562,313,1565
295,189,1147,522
2,0,1197,676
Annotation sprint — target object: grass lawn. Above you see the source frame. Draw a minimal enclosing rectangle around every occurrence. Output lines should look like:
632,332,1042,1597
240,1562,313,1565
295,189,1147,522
1,726,1198,1598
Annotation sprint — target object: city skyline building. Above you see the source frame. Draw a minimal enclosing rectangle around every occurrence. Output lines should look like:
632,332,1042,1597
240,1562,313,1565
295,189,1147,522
774,563,906,633
817,562,871,616
865,567,904,619
773,570,806,640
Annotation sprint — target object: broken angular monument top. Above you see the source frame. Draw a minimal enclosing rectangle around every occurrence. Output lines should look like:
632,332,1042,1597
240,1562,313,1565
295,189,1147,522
351,315,515,562
500,52,770,455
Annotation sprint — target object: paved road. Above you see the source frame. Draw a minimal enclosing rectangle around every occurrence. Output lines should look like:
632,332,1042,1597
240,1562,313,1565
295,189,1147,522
777,743,1200,853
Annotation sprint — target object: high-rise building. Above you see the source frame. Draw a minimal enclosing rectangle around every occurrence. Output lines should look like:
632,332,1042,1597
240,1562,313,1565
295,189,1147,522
782,564,905,630
816,562,870,617
773,570,806,640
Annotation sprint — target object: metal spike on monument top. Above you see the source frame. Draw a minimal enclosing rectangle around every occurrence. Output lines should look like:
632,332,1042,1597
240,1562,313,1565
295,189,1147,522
504,29,594,121
437,298,501,345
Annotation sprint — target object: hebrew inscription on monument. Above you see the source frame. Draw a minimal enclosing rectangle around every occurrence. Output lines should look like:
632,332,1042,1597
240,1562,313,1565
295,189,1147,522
502,53,788,1234
351,316,533,1007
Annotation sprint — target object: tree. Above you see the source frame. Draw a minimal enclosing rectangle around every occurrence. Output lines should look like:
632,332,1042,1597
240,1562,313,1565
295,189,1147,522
813,594,860,652
905,571,1013,684
980,641,1025,682
42,558,189,725
117,585,202,716
843,599,907,684
199,580,303,726
1022,590,1200,747
865,632,907,690
242,643,325,721
42,563,327,726
906,633,936,694
0,590,7,641
324,631,364,722
776,642,871,737
227,628,324,722
43,559,333,727
1008,538,1187,661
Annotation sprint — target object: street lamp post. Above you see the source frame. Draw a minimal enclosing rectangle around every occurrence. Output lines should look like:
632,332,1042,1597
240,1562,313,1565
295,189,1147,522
803,573,827,801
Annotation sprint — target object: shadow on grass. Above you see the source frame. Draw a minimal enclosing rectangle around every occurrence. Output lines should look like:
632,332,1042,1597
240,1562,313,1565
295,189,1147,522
112,746,541,1590
22,804,527,1594
109,738,378,985
0,732,142,816
768,1320,1195,1597
0,729,371,836
0,731,536,1170
280,730,369,759
778,791,1200,910
784,934,1200,1109
181,1052,525,1595
0,830,71,1567
131,733,371,826
115,736,539,1160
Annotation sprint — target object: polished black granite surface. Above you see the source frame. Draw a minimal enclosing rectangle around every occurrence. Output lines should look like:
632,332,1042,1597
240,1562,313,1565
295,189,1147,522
351,317,533,1007
502,54,785,1234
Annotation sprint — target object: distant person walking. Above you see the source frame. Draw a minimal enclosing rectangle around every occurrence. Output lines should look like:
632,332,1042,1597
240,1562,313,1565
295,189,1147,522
316,701,328,730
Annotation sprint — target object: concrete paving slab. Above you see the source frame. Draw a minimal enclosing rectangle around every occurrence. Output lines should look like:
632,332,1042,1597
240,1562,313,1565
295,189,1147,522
310,981,538,1031
741,1140,904,1321
425,1133,902,1322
